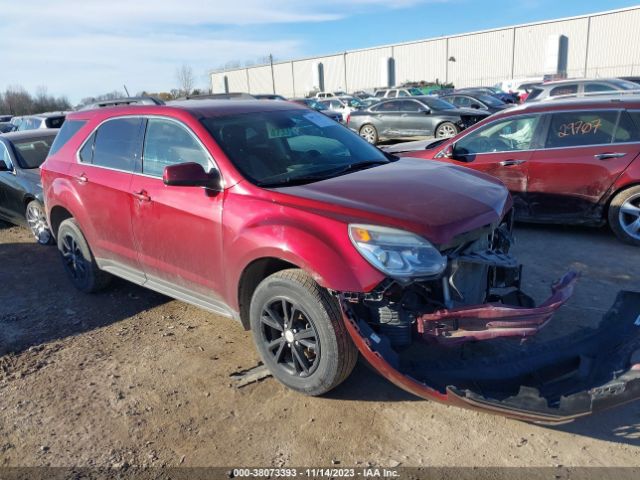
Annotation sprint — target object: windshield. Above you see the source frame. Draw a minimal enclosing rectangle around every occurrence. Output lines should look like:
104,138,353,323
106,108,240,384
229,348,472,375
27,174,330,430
420,97,456,110
610,79,639,90
408,88,423,95
14,136,55,169
477,94,504,107
341,97,363,108
202,109,391,187
304,99,327,110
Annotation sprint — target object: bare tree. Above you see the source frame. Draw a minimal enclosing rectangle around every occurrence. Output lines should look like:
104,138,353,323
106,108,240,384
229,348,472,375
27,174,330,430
176,65,195,96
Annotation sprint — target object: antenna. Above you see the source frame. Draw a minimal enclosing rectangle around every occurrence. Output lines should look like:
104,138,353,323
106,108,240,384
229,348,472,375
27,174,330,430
123,85,131,97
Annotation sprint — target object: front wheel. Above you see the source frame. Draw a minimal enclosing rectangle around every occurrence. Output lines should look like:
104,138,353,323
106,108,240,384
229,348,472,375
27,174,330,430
435,122,459,139
359,124,378,145
608,186,640,246
249,269,358,396
25,200,53,245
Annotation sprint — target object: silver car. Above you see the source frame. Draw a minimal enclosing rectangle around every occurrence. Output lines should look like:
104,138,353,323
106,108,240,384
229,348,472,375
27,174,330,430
526,78,639,102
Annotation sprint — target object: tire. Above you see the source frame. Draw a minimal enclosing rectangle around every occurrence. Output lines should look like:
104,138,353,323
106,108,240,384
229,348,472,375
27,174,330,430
608,186,640,246
435,122,459,139
249,269,358,396
25,200,53,245
57,218,111,292
359,124,379,145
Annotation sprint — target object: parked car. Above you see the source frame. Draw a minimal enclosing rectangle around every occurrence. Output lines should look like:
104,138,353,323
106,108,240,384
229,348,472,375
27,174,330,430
0,130,58,244
456,87,518,104
359,97,381,109
526,78,639,102
290,98,343,123
254,94,288,101
348,96,490,144
318,96,364,122
441,92,512,114
17,112,66,131
315,91,347,99
620,76,640,86
0,115,13,122
40,100,640,423
0,122,16,133
373,87,424,98
383,96,640,245
351,90,375,100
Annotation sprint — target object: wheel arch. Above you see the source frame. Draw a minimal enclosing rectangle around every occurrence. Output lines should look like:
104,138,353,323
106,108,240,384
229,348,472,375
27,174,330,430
48,205,74,240
604,181,640,220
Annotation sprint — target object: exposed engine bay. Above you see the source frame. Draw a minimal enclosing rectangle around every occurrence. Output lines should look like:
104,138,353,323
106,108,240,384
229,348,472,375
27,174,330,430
337,214,640,423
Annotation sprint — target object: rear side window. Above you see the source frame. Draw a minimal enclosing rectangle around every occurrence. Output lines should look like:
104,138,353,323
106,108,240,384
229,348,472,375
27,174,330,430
584,83,615,93
45,116,65,129
545,111,618,148
92,118,142,171
49,120,86,156
613,112,640,143
549,85,577,97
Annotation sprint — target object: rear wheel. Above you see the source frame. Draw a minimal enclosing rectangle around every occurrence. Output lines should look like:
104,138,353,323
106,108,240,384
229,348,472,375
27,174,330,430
359,124,378,145
249,269,357,396
435,122,459,139
608,186,640,246
57,218,111,292
25,200,53,245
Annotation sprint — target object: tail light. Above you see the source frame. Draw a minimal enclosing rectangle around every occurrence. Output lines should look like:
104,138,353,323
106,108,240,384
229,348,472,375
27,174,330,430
346,113,351,125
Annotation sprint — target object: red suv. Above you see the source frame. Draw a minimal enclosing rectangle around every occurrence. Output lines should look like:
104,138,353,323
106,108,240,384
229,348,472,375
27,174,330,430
385,97,640,245
41,100,640,423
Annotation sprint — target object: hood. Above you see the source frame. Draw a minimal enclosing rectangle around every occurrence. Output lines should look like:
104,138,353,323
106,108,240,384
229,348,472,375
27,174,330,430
438,107,491,117
275,158,510,246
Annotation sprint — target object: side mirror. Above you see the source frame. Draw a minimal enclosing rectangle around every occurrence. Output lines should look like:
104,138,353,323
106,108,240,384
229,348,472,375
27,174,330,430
163,162,222,191
471,103,481,109
443,144,455,158
423,108,431,114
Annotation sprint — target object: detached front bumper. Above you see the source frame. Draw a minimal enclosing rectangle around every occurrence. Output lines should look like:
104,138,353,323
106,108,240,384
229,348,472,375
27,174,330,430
340,279,640,424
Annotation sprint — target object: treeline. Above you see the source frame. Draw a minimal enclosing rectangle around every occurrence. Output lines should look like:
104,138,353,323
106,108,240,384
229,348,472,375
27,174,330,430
0,86,71,116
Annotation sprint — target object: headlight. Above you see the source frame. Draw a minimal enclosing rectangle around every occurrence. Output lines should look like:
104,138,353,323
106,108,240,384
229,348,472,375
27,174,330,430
349,224,447,279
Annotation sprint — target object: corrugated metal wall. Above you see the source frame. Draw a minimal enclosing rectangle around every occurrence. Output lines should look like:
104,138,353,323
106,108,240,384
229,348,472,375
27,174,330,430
210,7,640,95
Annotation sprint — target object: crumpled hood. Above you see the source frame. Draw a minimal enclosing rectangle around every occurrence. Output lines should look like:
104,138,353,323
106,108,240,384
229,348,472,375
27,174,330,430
276,158,510,245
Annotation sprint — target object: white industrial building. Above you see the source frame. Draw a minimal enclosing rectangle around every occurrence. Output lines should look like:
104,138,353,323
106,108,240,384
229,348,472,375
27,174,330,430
210,6,640,97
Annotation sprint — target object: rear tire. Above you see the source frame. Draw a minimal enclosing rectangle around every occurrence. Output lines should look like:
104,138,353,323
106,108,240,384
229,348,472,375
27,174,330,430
435,122,459,139
608,186,640,246
359,124,379,145
25,200,53,245
249,269,358,396
57,218,111,292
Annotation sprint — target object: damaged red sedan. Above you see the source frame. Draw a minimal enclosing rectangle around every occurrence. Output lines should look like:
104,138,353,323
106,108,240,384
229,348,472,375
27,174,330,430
41,100,640,424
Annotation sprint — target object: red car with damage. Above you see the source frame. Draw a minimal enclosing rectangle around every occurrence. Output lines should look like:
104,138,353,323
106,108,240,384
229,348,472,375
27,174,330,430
383,96,640,245
40,100,640,424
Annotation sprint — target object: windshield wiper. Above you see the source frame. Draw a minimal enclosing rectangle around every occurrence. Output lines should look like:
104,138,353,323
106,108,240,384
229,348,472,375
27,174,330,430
330,160,390,176
256,160,390,188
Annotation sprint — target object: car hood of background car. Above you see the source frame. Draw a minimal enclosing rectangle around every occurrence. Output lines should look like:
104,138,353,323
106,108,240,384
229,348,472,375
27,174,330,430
275,158,510,246
436,107,491,117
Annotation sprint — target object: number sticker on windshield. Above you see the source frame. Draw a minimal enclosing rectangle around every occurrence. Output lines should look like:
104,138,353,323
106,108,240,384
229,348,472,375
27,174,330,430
557,119,602,138
267,127,300,139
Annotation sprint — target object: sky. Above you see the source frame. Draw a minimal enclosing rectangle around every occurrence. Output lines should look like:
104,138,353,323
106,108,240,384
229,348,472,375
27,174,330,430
1,0,638,104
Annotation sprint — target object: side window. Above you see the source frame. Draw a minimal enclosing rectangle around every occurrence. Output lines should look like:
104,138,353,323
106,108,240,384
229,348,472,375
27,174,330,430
142,119,211,177
584,83,615,93
376,100,401,112
455,116,540,155
613,112,640,143
398,90,409,97
545,111,618,148
399,100,422,112
79,132,96,163
0,143,12,169
549,84,578,97
455,96,470,107
374,91,385,98
92,117,142,171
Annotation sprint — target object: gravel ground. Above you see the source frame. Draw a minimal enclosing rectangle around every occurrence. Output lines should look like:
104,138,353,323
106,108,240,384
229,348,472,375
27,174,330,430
0,220,639,469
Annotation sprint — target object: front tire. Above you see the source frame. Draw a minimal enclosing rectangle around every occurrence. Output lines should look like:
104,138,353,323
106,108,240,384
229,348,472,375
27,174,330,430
249,269,358,396
359,124,379,145
608,186,640,246
435,122,459,139
57,218,111,292
25,200,53,245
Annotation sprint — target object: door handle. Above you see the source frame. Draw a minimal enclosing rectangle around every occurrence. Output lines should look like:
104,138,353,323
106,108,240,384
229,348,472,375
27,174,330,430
499,159,527,167
74,173,88,183
132,190,151,202
594,152,626,160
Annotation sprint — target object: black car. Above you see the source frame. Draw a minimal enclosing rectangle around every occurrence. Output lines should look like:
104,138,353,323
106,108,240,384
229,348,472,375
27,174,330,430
441,92,511,114
347,96,490,144
456,87,518,104
0,130,58,244
291,98,343,123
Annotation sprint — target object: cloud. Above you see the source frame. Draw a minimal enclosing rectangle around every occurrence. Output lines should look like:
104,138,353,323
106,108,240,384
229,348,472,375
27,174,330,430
0,0,442,103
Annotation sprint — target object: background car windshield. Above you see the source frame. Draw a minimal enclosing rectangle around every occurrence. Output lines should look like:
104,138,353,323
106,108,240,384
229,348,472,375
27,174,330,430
421,97,456,110
310,100,327,110
202,109,389,186
14,137,55,168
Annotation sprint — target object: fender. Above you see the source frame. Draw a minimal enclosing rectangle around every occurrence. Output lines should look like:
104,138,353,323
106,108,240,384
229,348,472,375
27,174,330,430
44,175,93,239
223,211,385,311
606,155,640,204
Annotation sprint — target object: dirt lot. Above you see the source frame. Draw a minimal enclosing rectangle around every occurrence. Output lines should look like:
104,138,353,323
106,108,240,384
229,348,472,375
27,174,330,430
1,220,639,469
